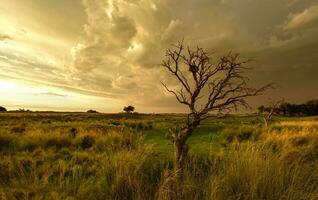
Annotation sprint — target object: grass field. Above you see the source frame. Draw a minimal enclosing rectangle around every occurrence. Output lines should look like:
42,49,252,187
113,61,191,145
0,112,317,199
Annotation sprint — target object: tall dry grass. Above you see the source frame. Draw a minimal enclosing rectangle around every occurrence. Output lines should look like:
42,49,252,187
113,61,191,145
0,118,317,199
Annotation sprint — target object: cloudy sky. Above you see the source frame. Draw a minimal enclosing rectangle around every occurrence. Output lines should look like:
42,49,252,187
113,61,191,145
0,0,317,112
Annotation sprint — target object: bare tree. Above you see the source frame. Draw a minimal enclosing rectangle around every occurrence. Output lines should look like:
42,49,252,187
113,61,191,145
161,41,272,171
258,99,284,129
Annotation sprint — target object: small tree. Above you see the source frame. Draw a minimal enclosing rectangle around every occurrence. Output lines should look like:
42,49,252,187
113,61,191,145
0,106,7,112
87,109,98,113
259,99,284,129
123,105,135,114
161,41,271,171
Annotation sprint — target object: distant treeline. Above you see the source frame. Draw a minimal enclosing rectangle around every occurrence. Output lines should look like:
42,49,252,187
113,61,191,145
259,100,318,116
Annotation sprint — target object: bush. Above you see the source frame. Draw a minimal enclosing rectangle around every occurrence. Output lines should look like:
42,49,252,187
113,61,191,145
220,128,236,144
236,127,254,142
77,136,95,149
0,134,16,151
69,127,78,138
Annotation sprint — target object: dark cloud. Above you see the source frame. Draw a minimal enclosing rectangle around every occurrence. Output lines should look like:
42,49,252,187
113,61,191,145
1,0,317,112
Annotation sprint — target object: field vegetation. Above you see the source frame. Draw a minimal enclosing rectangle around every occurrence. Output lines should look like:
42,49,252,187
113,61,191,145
0,112,317,199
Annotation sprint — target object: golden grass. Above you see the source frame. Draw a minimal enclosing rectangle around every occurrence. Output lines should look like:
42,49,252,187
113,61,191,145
0,116,317,199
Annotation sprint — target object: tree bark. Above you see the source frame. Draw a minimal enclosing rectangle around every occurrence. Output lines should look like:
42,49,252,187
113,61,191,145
173,127,194,172
263,116,268,129
174,138,187,172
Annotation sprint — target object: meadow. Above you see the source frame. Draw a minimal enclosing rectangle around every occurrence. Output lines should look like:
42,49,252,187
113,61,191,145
0,112,317,200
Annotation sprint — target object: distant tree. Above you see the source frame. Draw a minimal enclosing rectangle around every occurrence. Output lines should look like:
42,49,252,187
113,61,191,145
87,109,98,113
278,100,318,116
259,99,284,129
161,41,272,171
306,99,318,105
257,105,266,114
304,100,318,116
0,106,7,112
123,105,135,113
279,102,293,116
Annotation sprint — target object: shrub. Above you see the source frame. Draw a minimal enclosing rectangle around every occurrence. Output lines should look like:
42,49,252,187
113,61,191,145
77,136,95,149
10,125,26,134
219,128,237,145
69,127,78,138
236,127,254,142
0,134,16,151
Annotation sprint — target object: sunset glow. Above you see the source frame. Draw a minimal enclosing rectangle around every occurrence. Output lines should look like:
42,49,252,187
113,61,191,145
0,0,317,112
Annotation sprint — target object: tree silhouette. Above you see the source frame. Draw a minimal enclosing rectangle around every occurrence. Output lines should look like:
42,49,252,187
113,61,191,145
0,106,7,112
161,41,272,171
123,105,135,113
87,109,99,113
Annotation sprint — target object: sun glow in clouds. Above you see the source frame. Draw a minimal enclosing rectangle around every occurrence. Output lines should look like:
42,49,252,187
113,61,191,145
0,79,122,112
0,0,317,112
128,42,142,52
106,0,115,19
0,80,42,94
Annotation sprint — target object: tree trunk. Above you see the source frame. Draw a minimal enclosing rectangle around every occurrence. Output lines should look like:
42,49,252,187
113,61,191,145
173,119,199,172
263,117,268,129
174,130,191,172
174,140,185,172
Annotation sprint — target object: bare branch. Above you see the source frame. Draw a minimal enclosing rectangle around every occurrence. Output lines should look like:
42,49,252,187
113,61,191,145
161,82,190,106
161,40,272,170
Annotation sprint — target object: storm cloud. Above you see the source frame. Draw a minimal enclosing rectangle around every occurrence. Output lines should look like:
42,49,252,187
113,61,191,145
0,0,317,112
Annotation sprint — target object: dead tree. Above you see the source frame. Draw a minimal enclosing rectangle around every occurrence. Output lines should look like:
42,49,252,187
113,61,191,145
259,99,283,129
161,41,272,171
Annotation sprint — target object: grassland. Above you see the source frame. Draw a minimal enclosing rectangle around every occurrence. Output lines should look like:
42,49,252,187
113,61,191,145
0,112,317,199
